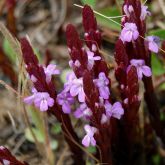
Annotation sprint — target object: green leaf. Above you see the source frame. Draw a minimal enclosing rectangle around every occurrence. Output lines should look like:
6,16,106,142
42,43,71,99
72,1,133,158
30,108,45,138
159,83,165,90
25,128,45,143
3,39,16,63
152,154,161,165
151,54,165,76
96,7,121,31
87,146,96,154
81,0,96,8
51,123,61,134
149,29,165,39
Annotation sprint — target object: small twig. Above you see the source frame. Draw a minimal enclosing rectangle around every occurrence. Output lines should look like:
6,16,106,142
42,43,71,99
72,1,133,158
0,80,21,97
56,145,69,165
7,111,16,131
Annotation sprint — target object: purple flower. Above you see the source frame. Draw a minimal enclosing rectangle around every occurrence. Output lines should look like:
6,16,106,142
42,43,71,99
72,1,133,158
82,125,97,147
44,64,60,83
2,159,10,165
86,50,101,70
146,36,160,53
120,23,139,42
140,5,151,21
34,92,54,111
74,103,92,119
69,60,81,68
57,91,74,114
130,59,152,80
30,75,37,82
24,88,37,105
104,101,124,119
94,72,110,99
70,78,85,102
123,4,134,18
64,72,77,92
92,44,97,52
64,72,85,102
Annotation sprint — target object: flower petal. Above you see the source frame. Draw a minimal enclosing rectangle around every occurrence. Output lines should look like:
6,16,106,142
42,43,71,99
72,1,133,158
141,66,152,77
82,135,90,147
40,100,48,111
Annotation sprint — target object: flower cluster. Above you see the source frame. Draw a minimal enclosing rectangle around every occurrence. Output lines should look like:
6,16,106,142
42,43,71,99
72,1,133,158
114,1,164,164
65,6,124,159
21,38,84,164
24,63,60,111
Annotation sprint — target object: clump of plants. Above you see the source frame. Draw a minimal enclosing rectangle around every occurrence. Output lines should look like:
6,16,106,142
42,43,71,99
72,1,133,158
0,0,165,165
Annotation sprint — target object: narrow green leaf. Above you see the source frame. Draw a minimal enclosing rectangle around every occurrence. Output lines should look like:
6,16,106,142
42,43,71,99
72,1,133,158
51,123,62,134
96,7,121,31
3,39,16,63
151,54,165,76
25,128,45,143
81,0,96,8
87,146,96,154
149,29,165,39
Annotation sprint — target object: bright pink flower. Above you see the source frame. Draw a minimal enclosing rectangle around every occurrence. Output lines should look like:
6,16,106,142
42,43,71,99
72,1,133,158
120,23,139,42
82,125,97,147
130,59,152,80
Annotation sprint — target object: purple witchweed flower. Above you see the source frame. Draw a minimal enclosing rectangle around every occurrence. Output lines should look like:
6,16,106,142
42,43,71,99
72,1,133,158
86,50,101,70
123,4,134,18
69,60,81,68
94,72,110,99
44,64,60,83
64,72,85,102
64,72,77,92
104,101,124,119
34,92,54,111
74,103,92,119
57,91,74,114
70,78,85,102
146,36,160,53
140,5,151,21
24,88,37,105
130,59,152,80
92,44,97,52
2,159,10,165
82,125,97,147
120,23,139,42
